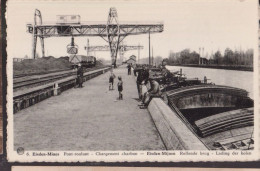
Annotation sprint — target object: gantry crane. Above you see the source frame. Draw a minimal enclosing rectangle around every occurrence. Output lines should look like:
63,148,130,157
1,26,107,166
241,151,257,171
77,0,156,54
84,39,143,63
26,7,163,67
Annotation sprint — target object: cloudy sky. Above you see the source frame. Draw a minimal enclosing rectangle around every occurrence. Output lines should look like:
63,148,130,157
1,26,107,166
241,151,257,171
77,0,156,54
6,0,258,61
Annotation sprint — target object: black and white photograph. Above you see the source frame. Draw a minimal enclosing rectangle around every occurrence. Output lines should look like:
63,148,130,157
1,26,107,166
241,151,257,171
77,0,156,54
6,0,259,162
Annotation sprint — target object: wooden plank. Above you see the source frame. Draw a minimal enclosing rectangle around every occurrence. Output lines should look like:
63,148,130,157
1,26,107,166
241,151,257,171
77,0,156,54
200,118,253,133
198,115,253,131
202,121,253,137
195,107,253,126
197,112,253,128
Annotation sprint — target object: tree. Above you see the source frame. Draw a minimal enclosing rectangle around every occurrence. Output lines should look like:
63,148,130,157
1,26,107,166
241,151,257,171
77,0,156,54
224,48,234,65
213,51,222,64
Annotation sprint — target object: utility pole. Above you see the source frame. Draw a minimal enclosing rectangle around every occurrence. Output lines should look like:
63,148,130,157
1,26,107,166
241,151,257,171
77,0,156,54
199,47,201,65
152,46,154,66
202,47,204,58
138,43,140,64
149,32,151,66
87,39,90,56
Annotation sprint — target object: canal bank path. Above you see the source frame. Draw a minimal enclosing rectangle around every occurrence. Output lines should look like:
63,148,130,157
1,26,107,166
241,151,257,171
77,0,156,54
14,65,165,151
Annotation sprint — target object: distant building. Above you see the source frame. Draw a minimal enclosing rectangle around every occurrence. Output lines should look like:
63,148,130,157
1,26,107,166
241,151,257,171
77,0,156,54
199,57,208,65
125,55,136,65
129,55,136,61
208,59,215,64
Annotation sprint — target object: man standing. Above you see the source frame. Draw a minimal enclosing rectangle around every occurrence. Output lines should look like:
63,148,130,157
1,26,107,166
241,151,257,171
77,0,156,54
109,70,116,90
142,66,150,84
127,64,132,75
136,67,144,99
77,64,84,88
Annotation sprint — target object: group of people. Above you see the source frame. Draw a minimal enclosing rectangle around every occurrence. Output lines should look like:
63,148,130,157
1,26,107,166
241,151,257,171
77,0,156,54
125,63,162,108
109,70,123,100
135,65,161,109
75,62,161,106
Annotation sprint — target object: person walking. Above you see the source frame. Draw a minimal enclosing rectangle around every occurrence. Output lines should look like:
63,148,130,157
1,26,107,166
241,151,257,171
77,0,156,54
117,76,123,100
127,64,132,75
133,64,137,76
109,70,116,90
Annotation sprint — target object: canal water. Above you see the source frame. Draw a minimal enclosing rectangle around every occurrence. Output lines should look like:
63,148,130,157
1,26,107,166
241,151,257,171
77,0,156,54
166,65,254,99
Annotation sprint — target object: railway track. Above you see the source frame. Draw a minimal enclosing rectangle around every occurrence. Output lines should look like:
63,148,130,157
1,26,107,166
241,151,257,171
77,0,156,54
13,68,72,79
13,66,111,113
13,66,108,91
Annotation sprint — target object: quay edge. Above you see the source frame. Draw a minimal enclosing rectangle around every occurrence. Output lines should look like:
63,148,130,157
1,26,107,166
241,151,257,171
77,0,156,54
148,98,208,150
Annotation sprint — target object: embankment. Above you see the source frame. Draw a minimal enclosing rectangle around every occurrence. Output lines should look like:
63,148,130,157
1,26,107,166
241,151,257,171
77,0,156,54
167,64,253,72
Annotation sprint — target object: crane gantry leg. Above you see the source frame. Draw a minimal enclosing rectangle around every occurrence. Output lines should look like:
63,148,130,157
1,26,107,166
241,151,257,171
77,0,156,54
32,9,45,59
32,30,37,59
40,37,45,57
107,7,126,67
119,49,124,63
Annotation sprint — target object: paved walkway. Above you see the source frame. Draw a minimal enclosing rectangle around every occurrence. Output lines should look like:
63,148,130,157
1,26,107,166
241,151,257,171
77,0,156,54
14,66,165,151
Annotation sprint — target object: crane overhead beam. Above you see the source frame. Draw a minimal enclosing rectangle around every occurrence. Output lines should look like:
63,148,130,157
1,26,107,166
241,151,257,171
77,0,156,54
87,45,110,51
86,45,144,52
26,24,163,38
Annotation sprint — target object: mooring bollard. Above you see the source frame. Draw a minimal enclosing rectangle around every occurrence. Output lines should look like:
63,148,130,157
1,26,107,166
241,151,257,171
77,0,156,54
53,83,61,96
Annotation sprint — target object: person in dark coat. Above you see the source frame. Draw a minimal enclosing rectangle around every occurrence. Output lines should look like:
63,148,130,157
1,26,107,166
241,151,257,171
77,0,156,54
136,66,145,99
77,64,84,88
117,76,123,100
127,64,132,75
142,67,150,84
109,70,116,90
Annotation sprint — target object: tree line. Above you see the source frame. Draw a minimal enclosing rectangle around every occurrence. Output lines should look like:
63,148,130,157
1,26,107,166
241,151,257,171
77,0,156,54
166,48,253,66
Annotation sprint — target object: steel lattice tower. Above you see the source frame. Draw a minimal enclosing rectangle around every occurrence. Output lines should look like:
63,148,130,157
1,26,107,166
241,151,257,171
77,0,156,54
107,7,120,66
85,39,143,63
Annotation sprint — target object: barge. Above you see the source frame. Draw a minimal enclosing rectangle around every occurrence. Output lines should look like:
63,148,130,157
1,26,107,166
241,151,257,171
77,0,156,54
145,66,254,150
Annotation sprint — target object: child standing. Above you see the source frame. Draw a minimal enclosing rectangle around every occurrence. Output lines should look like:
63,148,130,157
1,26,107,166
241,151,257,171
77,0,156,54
117,76,123,100
109,70,116,90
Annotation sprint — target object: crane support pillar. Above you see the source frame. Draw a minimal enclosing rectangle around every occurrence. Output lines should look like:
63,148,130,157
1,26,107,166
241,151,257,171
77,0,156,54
40,37,45,57
32,9,44,59
107,7,121,67
32,30,37,59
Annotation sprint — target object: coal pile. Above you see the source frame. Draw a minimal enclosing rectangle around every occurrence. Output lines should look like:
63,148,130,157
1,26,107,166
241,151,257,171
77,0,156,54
13,56,71,76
